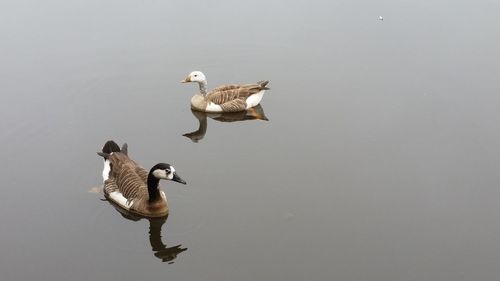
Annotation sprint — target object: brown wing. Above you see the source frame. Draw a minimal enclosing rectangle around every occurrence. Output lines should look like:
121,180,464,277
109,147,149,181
103,178,119,194
210,81,269,93
107,153,148,201
206,84,264,105
135,165,149,183
210,84,241,92
219,99,247,112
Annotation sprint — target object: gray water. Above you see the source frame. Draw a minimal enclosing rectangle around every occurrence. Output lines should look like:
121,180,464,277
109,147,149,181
2,0,500,280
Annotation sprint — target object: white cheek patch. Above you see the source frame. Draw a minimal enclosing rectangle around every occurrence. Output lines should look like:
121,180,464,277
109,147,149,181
167,167,175,180
152,167,175,180
102,160,111,182
152,169,168,179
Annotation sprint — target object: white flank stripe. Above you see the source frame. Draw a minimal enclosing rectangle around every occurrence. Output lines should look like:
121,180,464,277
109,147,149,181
245,90,265,109
102,160,111,182
109,191,133,210
206,102,223,112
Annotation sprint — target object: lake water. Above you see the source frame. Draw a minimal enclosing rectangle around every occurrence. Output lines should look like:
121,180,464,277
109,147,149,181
2,0,500,280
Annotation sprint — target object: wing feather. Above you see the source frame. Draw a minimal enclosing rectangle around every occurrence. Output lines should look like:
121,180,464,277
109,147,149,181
104,178,119,194
219,99,247,112
107,153,148,201
207,84,264,105
210,84,240,92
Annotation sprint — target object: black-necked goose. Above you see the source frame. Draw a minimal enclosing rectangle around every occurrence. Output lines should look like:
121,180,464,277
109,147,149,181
97,140,186,217
181,71,270,112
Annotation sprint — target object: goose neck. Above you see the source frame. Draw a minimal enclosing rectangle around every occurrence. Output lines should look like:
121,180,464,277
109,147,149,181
147,173,161,202
198,81,207,95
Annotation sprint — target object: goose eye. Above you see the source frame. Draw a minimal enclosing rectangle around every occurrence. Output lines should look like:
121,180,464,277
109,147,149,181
194,74,198,77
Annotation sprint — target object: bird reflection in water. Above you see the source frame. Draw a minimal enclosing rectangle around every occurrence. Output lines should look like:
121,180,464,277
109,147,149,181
104,199,187,263
183,104,269,142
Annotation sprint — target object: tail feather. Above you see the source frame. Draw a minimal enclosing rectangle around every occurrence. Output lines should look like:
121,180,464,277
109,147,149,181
257,80,270,90
98,140,121,159
97,152,110,159
121,143,128,156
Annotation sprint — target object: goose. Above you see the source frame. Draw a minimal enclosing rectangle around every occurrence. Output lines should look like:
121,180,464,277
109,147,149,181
97,140,186,218
181,71,270,112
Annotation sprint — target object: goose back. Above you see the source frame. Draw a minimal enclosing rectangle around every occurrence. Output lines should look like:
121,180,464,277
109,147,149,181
106,153,149,200
206,83,266,105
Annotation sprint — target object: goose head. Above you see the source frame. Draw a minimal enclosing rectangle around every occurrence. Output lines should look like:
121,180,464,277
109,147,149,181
150,163,186,184
181,71,207,84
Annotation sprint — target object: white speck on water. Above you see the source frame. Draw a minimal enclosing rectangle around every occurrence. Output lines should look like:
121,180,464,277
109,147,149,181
378,16,384,21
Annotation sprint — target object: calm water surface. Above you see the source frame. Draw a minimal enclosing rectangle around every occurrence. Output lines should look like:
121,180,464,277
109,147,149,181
1,0,500,280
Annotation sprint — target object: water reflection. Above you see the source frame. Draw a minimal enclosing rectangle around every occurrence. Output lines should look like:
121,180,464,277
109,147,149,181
183,105,269,142
105,199,188,263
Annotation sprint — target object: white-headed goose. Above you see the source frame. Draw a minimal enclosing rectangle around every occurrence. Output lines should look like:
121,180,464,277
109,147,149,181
181,71,270,112
97,140,186,218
